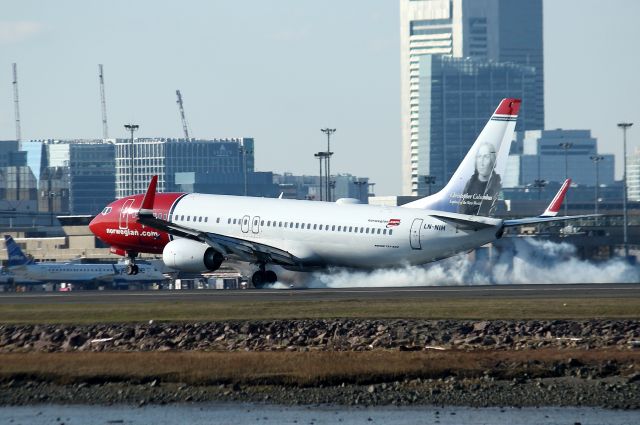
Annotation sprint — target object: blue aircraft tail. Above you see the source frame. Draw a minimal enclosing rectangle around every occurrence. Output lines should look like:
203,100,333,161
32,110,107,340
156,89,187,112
4,235,34,267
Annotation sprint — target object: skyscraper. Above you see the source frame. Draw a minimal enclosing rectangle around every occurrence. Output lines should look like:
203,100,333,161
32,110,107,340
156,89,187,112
416,55,536,195
400,0,544,195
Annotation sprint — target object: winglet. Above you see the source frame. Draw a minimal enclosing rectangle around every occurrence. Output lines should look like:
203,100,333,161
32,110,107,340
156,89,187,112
541,178,571,217
140,175,158,211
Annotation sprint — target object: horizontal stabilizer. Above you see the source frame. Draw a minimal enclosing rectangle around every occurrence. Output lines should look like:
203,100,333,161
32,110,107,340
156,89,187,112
429,211,501,231
503,214,599,228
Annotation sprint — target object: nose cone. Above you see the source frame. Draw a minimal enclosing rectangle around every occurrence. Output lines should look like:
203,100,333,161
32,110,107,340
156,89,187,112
89,213,103,237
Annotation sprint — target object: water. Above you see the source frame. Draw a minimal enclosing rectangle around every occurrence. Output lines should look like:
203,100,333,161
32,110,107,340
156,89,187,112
1,403,639,425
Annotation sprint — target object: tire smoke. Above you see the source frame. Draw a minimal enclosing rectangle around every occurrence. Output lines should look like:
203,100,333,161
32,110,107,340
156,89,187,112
307,238,639,288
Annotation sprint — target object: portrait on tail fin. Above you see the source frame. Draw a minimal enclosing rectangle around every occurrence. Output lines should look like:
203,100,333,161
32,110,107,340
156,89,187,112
458,141,501,216
402,98,520,217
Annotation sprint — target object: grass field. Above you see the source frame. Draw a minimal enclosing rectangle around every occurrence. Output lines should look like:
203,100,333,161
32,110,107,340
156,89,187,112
0,297,638,324
1,350,638,386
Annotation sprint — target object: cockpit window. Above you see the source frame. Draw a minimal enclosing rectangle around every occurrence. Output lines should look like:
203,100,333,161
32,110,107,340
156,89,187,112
101,207,112,215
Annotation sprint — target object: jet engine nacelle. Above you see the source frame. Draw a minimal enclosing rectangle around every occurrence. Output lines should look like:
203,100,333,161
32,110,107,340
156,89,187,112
162,238,224,272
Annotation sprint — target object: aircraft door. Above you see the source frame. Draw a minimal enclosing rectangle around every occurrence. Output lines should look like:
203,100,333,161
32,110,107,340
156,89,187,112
252,216,260,234
241,215,250,233
410,218,423,250
119,199,135,229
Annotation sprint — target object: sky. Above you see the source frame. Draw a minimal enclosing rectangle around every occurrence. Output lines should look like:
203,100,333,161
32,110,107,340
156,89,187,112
0,0,639,195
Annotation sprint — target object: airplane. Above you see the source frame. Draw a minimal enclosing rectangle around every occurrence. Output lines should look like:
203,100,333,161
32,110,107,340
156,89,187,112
2,235,166,287
89,98,595,288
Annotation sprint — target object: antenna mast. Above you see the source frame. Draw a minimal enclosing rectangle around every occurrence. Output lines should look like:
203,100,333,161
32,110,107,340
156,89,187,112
99,64,109,138
176,89,190,139
12,63,21,141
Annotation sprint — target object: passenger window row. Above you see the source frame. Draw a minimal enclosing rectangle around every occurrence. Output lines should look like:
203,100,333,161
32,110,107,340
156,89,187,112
166,213,394,236
228,217,393,235
166,214,210,223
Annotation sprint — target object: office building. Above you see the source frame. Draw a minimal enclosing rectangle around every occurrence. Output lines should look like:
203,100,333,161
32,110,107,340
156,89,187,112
400,0,544,195
33,140,116,215
511,130,615,188
629,149,640,202
115,138,262,198
414,55,536,195
0,140,26,168
273,173,372,203
0,141,39,227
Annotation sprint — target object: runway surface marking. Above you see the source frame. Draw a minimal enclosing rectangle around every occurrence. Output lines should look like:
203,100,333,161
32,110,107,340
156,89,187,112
0,284,637,300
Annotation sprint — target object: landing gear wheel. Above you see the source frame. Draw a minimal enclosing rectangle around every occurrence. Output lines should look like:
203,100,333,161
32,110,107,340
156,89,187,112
264,270,277,283
125,252,139,275
252,271,265,289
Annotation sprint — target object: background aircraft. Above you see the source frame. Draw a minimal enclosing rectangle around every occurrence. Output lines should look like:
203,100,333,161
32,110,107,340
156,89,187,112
2,235,166,288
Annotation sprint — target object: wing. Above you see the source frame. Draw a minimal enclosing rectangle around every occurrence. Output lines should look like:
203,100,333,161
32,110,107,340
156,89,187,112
136,176,302,267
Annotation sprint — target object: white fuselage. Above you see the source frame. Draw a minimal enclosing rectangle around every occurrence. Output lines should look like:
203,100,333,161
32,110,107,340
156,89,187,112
10,263,164,283
167,194,501,269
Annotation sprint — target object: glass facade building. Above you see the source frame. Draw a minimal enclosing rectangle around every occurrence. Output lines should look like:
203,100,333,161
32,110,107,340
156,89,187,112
516,130,614,188
400,0,544,194
273,173,371,203
35,140,116,215
416,55,536,195
0,140,41,226
115,138,259,198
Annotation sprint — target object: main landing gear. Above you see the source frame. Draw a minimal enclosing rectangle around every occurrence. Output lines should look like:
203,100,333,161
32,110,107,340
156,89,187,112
251,263,277,289
125,252,139,275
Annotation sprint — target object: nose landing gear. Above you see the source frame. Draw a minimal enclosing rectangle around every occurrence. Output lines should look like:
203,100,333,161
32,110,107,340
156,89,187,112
125,252,139,275
251,263,277,288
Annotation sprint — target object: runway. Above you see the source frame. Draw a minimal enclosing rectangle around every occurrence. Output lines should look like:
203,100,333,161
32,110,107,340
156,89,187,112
0,283,638,305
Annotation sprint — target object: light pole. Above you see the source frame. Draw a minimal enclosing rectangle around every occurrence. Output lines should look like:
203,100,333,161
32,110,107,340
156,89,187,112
240,144,253,196
314,152,329,201
354,179,367,203
321,128,336,202
618,122,633,258
559,142,573,216
423,175,436,196
590,155,604,216
124,124,139,197
533,179,547,200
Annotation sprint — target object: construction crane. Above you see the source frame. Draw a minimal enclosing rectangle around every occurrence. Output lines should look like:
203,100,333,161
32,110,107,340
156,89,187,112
98,64,109,139
175,89,191,139
12,63,21,141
